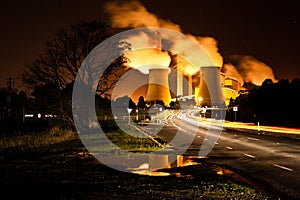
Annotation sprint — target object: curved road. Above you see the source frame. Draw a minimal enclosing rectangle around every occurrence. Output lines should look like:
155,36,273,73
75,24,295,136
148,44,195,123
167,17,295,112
166,111,300,199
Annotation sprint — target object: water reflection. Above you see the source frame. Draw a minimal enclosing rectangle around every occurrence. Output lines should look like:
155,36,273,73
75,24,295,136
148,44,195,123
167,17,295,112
133,155,201,176
97,154,200,176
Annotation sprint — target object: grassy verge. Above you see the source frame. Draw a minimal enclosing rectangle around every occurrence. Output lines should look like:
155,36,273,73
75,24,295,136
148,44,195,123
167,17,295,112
0,124,280,199
0,127,76,150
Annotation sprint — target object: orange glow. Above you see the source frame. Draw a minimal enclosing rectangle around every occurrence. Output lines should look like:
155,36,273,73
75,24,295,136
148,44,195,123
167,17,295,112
188,35,223,68
105,1,224,75
223,56,277,86
125,48,171,74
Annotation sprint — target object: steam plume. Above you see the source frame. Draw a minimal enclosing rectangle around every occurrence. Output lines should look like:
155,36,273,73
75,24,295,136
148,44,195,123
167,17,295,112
104,1,223,74
223,63,244,85
104,1,181,31
223,55,277,86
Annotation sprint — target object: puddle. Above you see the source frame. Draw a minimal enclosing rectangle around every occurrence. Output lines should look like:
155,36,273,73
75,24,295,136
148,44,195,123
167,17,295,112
214,165,255,186
91,152,257,186
129,155,200,176
92,153,201,176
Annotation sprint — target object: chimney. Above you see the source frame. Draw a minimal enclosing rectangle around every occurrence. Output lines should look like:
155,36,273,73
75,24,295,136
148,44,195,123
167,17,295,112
196,66,225,107
145,68,172,106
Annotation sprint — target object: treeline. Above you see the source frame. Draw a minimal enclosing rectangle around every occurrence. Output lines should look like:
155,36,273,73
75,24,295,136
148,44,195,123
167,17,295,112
227,78,300,127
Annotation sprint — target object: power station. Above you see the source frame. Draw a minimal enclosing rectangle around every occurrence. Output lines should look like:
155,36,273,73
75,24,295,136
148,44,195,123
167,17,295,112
143,32,240,108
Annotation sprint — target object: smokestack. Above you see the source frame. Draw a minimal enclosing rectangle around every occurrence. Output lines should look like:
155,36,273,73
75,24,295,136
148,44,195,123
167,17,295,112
196,66,225,107
174,55,183,97
146,68,172,106
188,75,193,96
154,31,161,49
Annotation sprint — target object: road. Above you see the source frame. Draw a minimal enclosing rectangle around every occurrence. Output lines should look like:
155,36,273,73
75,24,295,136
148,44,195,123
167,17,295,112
165,111,300,199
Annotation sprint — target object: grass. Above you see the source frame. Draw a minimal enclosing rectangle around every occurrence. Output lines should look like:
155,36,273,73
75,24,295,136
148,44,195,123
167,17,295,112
0,123,281,199
81,120,163,153
0,127,75,150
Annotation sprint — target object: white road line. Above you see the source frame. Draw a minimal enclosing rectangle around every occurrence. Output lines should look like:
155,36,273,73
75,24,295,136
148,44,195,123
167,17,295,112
247,137,259,141
225,146,233,150
243,153,256,158
274,164,294,172
170,120,190,134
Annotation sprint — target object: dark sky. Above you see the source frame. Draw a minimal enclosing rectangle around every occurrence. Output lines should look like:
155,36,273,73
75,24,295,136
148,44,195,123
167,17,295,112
1,0,299,88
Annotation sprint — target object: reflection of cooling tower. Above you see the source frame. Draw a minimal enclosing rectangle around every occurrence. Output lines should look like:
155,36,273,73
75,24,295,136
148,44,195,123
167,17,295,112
197,66,225,107
146,68,172,106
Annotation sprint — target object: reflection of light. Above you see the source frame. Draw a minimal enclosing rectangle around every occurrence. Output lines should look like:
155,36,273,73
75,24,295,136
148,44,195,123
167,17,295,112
216,169,223,175
24,114,34,118
38,113,42,119
133,170,171,176
138,163,149,170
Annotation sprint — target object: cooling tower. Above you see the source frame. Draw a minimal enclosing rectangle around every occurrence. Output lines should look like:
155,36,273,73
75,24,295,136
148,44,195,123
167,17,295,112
196,66,225,107
146,68,172,106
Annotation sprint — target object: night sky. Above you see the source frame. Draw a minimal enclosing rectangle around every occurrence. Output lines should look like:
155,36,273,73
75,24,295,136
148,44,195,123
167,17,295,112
1,0,299,88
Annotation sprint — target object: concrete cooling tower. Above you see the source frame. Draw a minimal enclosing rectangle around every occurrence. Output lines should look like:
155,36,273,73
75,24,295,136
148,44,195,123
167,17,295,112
145,68,172,106
196,66,225,107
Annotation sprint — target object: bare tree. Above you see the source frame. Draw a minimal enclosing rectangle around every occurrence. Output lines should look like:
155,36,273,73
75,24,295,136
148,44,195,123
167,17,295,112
22,20,130,126
23,20,111,89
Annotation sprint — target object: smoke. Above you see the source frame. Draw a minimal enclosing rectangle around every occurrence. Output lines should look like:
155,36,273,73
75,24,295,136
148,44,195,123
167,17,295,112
104,1,181,31
104,1,278,87
124,49,171,74
223,55,277,86
222,63,244,85
190,35,223,68
104,1,223,74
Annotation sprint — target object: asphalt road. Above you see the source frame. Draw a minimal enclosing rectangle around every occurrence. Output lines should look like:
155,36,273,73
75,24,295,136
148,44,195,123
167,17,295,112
166,111,300,199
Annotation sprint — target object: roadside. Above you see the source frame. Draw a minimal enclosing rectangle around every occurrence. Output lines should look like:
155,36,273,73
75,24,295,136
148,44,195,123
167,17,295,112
0,124,279,199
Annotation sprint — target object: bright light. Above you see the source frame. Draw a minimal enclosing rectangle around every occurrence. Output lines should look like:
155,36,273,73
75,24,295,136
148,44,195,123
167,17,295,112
37,113,42,119
24,114,34,118
198,97,203,103
127,108,133,114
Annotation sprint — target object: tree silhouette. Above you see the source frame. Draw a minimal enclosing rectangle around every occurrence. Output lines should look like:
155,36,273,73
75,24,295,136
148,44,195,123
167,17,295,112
228,78,300,127
22,20,130,126
137,96,146,110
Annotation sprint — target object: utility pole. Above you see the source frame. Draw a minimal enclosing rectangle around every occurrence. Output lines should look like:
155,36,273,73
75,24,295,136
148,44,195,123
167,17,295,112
6,77,14,118
6,77,14,91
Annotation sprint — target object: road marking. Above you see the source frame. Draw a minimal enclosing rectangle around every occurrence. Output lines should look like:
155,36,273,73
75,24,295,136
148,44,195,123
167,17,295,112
225,146,233,150
170,119,190,134
243,153,256,158
247,137,259,141
274,164,294,172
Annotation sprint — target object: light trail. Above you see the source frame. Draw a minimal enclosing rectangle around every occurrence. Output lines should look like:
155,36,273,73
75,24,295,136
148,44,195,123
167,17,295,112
184,109,300,135
223,122,300,135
